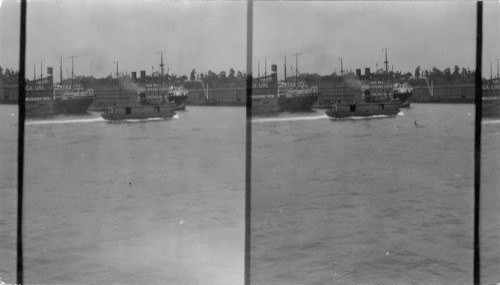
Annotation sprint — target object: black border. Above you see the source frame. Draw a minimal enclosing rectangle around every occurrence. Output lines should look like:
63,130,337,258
244,1,253,285
14,1,485,284
17,0,27,284
474,2,483,285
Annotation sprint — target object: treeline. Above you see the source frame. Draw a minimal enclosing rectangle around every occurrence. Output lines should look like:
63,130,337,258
185,68,247,89
0,64,482,88
410,65,476,86
0,66,19,84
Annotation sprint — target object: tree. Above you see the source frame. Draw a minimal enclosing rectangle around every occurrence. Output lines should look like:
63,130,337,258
219,71,227,82
207,70,217,80
453,65,460,77
414,66,421,79
236,70,243,79
190,69,196,81
228,68,235,80
443,67,452,82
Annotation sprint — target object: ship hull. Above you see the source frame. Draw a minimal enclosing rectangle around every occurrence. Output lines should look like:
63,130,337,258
169,95,188,106
398,101,411,108
326,102,399,118
101,105,175,121
393,92,413,103
26,100,56,117
278,95,319,112
483,98,500,118
54,97,94,114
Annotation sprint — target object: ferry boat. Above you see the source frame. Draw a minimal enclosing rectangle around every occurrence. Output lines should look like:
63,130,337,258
326,101,400,118
101,92,175,121
326,90,400,118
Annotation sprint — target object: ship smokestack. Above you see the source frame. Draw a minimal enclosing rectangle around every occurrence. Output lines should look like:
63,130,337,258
356,69,361,78
365,67,371,78
271,64,277,84
140,70,146,79
131,72,137,80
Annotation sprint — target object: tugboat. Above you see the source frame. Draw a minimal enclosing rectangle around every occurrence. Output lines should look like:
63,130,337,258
326,90,400,118
101,92,175,121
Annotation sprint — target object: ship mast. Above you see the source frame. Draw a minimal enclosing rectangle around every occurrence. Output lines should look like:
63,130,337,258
497,57,499,79
159,51,165,80
382,48,389,99
291,53,301,86
263,56,268,78
338,57,343,76
68,55,77,89
284,53,287,82
40,59,43,79
114,60,119,78
60,56,63,85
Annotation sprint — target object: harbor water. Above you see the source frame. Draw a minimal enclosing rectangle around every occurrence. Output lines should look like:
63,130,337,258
1,104,500,284
0,105,245,284
251,104,500,284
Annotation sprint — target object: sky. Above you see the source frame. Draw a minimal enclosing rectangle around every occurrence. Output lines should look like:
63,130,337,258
0,0,499,80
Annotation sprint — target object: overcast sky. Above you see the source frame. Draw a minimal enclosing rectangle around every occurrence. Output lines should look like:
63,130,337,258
0,0,499,79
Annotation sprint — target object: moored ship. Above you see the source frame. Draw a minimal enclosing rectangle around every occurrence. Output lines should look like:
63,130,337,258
278,82,319,112
54,86,94,114
168,85,189,107
25,76,56,117
482,79,500,118
392,82,413,107
252,64,318,114
53,56,94,114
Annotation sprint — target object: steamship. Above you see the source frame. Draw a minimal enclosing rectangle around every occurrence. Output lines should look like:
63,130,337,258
131,52,189,110
54,57,94,115
482,79,500,118
25,76,57,117
252,63,318,114
54,85,94,114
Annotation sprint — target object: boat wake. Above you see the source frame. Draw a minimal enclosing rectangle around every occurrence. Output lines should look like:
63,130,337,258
329,114,395,121
120,117,170,123
26,117,104,125
482,119,500,124
252,114,328,123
